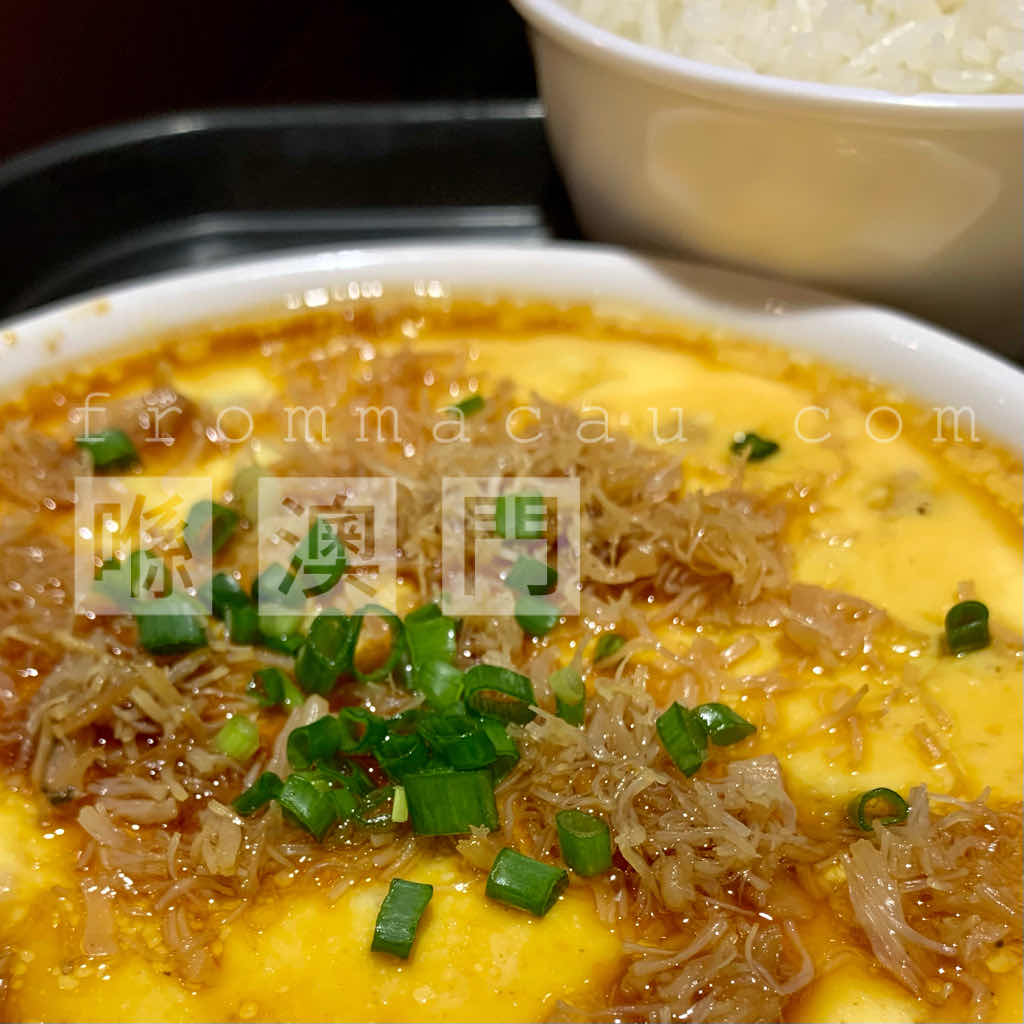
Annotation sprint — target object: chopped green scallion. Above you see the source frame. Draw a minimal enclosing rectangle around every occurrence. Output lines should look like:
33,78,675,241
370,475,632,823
404,768,498,835
504,556,557,596
248,667,303,709
417,713,497,770
462,664,536,724
848,787,909,831
447,394,485,417
494,491,546,541
371,878,433,959
214,716,260,761
76,427,138,470
694,702,756,746
277,773,338,840
337,706,386,755
286,715,344,770
232,771,283,815
207,572,249,618
289,517,346,598
485,848,568,917
373,731,431,782
593,633,626,662
416,660,464,710
730,431,779,461
945,600,990,655
515,594,560,637
183,500,239,556
231,464,264,522
225,601,259,645
352,605,405,683
357,785,404,830
259,628,305,655
404,605,458,665
391,786,409,824
480,718,519,783
656,702,708,776
135,594,208,654
556,809,612,876
549,661,585,726
294,610,360,694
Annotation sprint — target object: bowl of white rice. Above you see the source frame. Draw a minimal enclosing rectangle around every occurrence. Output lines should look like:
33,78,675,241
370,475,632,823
510,0,1024,355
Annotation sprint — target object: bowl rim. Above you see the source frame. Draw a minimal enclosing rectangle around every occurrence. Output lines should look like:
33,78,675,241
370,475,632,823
511,0,1024,119
1,240,1021,451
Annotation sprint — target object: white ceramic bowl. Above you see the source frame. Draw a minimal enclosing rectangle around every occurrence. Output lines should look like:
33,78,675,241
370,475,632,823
510,0,1024,357
1,242,1021,449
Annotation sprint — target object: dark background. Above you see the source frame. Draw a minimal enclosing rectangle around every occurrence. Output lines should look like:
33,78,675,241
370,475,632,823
0,1,536,161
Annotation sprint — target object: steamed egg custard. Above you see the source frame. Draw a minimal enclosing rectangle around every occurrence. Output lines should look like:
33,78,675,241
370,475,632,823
0,299,1020,1024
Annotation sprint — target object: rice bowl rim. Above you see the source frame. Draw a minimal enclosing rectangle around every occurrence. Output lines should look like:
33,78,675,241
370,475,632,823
1,241,1021,450
511,0,1024,120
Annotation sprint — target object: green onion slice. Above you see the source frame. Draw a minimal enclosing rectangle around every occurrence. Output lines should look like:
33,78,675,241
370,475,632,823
255,563,306,649
294,610,360,694
225,601,259,646
395,603,459,691
337,706,386,755
374,731,430,782
214,716,260,761
127,549,170,600
515,594,560,638
277,773,339,840
504,556,557,596
480,718,519,783
338,760,375,797
462,664,536,724
233,771,283,815
945,600,990,655
417,712,497,770
231,464,264,522
404,768,498,835
416,660,464,710
371,878,433,959
184,500,239,556
391,785,409,824
694,702,756,746
447,394,485,417
556,809,612,877
352,604,405,683
330,784,360,823
494,491,546,540
290,517,347,598
550,661,585,726
135,594,208,655
287,715,344,770
848,787,910,831
207,572,250,619
404,602,445,625
248,667,303,709
259,627,305,655
656,702,708,776
94,549,170,606
357,784,403,830
253,562,305,612
730,431,780,462
76,427,138,470
593,633,626,662
485,848,568,917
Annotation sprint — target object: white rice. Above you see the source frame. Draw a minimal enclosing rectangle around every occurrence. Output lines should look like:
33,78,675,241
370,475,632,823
563,0,1024,93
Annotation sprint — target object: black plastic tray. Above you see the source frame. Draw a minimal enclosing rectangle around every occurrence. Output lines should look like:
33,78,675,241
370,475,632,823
1,102,1019,364
0,101,579,317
